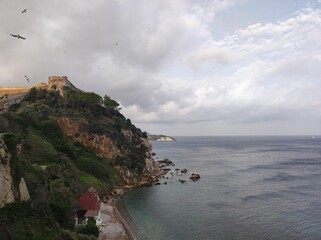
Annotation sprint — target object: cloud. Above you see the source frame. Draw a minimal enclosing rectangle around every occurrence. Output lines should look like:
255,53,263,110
1,1,321,135
126,7,321,131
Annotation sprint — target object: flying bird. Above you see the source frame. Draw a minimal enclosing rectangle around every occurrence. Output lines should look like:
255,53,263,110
22,9,27,14
64,50,68,54
24,75,30,83
10,34,26,40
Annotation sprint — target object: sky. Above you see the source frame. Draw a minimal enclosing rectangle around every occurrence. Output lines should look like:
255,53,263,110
1,0,321,136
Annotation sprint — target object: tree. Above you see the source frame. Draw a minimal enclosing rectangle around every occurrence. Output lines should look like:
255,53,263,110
103,95,120,110
63,88,102,109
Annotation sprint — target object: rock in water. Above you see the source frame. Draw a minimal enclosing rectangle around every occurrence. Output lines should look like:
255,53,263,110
189,173,201,181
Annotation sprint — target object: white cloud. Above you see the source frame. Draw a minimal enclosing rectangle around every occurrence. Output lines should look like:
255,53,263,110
1,1,321,135
127,7,321,133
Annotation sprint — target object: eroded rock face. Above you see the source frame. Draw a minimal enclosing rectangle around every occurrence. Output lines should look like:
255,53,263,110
19,177,30,201
56,117,122,159
141,138,160,176
0,138,15,208
56,117,161,186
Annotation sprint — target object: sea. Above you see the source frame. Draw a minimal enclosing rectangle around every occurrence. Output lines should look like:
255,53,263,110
118,136,321,240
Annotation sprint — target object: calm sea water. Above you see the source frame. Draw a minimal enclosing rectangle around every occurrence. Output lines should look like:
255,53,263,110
119,136,321,240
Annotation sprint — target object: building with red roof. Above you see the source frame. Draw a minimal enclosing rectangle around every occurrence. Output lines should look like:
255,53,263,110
75,190,101,225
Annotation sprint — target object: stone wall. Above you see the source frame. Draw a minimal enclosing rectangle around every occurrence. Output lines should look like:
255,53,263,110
0,87,30,96
48,76,78,93
0,75,77,97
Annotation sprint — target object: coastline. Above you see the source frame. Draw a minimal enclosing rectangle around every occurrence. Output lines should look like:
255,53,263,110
98,140,169,240
98,199,136,240
113,200,136,240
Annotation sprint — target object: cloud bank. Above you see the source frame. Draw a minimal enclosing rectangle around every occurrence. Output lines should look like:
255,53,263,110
1,0,321,135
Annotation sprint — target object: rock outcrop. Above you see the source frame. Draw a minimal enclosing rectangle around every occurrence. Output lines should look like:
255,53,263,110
19,177,30,201
56,117,122,160
0,138,15,208
142,137,160,176
147,134,176,142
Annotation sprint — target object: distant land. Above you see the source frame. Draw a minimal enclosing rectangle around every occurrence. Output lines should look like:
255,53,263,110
147,134,177,142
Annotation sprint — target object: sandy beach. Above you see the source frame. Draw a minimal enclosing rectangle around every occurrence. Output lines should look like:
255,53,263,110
98,200,136,240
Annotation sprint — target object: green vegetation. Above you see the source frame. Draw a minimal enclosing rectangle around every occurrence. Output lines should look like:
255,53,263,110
0,85,149,239
75,217,99,237
103,95,120,110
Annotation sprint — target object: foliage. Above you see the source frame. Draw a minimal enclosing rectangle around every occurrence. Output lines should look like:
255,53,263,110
36,120,69,151
2,133,21,155
75,156,110,181
48,184,74,229
63,87,102,109
0,113,28,135
79,174,104,189
103,95,120,110
75,217,99,238
24,88,61,106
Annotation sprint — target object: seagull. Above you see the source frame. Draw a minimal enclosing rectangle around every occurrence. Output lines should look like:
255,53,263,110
22,9,27,14
10,34,26,40
24,75,30,83
64,50,68,54
115,43,118,46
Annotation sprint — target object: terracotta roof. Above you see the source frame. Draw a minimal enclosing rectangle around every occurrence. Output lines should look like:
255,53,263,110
76,191,100,211
84,210,99,217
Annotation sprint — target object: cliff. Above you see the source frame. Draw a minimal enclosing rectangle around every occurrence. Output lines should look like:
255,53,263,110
0,137,30,208
0,76,159,239
0,138,15,208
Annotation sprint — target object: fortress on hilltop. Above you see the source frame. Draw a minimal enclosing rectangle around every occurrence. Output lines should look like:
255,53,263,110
0,76,78,111
47,76,78,92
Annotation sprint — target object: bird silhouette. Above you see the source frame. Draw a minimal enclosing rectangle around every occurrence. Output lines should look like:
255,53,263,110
10,34,26,40
22,9,27,14
24,75,30,83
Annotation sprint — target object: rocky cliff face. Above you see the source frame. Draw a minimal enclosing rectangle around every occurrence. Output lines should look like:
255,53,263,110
56,117,122,159
141,137,159,175
19,178,30,201
0,138,15,208
55,116,160,185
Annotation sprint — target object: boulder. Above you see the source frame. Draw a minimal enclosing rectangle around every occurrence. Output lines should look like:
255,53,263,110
157,158,174,167
180,168,187,174
19,178,30,201
189,173,201,181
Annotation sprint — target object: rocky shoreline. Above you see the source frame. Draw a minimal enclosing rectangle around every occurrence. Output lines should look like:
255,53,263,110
98,149,201,240
98,199,135,240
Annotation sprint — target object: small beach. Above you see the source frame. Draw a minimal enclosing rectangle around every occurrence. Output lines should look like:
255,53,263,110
98,200,136,240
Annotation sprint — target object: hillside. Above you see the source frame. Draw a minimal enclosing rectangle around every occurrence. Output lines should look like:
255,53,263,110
0,77,159,239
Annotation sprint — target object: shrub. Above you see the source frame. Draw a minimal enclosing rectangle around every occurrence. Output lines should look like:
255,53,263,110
75,217,99,237
76,157,109,181
49,188,74,228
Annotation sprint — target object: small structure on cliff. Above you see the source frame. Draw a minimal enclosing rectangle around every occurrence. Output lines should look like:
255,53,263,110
76,190,101,226
48,76,79,93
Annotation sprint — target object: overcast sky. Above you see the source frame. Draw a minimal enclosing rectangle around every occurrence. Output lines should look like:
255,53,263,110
1,0,321,136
